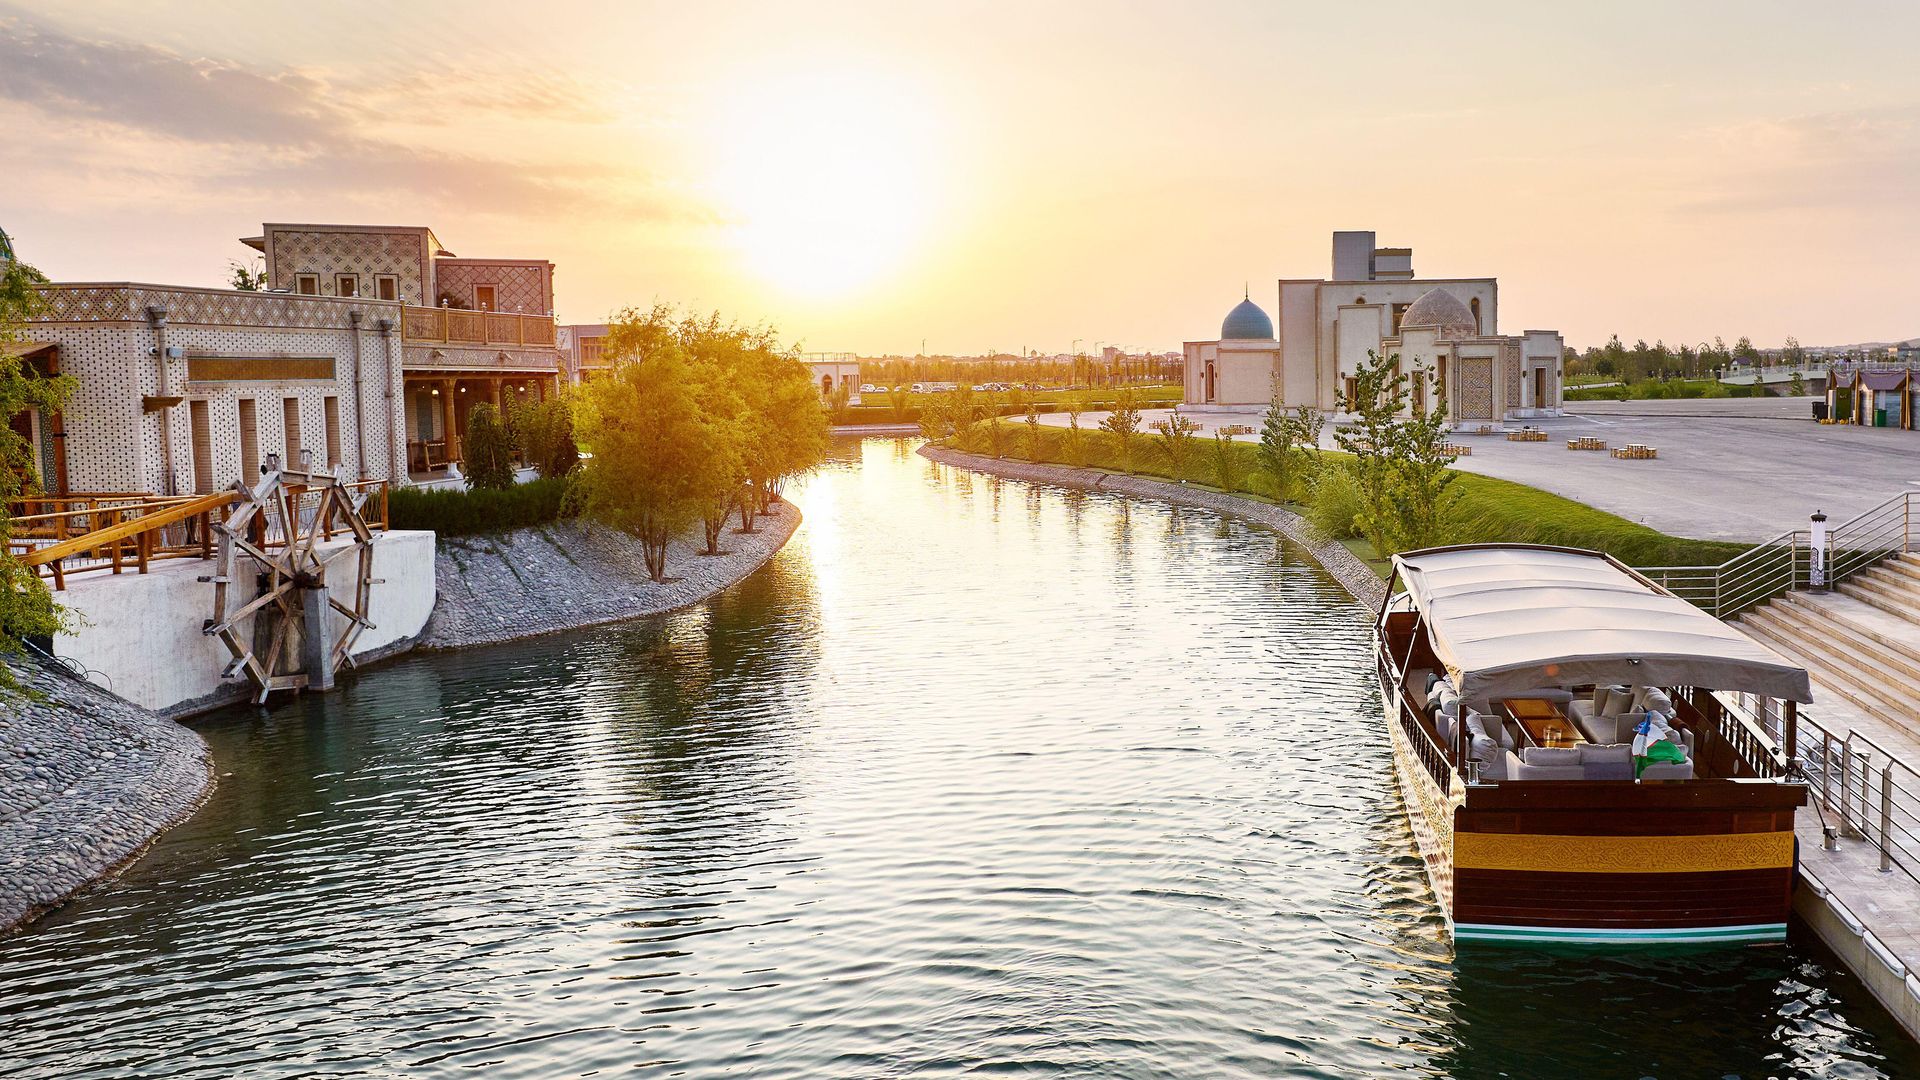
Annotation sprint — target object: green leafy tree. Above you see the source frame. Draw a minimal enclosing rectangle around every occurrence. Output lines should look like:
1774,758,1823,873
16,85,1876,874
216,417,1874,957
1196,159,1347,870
509,394,579,479
1021,400,1044,461
1789,370,1807,396
827,381,853,425
1255,393,1323,502
572,312,707,581
1099,388,1144,473
462,402,517,491
1062,390,1088,467
1206,431,1247,493
888,384,912,423
982,390,1012,458
1,234,77,681
1334,350,1459,556
1150,412,1200,480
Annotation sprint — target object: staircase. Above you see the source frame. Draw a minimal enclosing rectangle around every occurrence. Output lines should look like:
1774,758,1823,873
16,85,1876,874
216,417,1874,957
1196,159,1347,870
1738,553,1920,741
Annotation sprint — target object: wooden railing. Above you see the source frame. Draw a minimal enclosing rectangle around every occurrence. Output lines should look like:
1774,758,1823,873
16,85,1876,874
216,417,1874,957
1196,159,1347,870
1379,653,1459,791
401,305,555,347
8,481,391,590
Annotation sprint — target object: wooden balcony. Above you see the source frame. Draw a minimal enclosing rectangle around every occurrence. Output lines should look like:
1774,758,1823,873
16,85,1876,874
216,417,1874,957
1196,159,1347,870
402,306,555,348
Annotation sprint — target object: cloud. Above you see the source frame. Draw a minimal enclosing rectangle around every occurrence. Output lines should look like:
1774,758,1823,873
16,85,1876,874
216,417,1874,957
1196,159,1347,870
0,13,698,223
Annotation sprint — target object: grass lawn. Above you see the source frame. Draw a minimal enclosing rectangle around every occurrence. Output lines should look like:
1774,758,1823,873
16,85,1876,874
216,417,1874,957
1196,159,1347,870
947,420,1749,575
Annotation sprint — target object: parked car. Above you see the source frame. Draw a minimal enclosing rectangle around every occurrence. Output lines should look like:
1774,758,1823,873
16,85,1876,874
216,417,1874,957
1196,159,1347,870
861,383,876,393
910,383,925,393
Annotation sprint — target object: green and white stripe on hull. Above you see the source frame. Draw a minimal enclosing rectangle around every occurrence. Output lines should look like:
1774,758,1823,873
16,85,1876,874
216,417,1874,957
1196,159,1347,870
1456,922,1787,946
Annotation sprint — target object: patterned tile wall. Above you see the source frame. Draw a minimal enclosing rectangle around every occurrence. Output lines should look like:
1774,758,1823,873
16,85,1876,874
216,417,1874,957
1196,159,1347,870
1503,348,1523,413
24,313,405,494
431,261,554,314
267,228,429,303
1456,357,1494,420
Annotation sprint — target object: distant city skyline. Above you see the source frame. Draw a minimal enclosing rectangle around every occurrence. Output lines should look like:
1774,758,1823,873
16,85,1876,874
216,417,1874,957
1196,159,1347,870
2,1,1916,354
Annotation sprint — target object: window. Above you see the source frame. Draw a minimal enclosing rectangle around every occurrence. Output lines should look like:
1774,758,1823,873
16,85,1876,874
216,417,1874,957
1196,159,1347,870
1391,303,1411,334
238,399,259,477
295,274,319,296
1344,376,1359,410
335,274,358,298
323,395,342,469
283,397,303,465
189,400,213,493
376,275,398,302
1469,297,1482,334
474,284,497,312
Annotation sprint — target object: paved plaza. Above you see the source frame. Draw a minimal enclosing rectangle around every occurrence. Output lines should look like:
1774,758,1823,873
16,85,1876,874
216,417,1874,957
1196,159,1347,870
1033,397,1918,543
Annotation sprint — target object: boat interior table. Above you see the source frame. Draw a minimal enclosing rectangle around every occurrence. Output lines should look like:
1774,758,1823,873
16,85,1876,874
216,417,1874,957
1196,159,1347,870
1503,697,1586,748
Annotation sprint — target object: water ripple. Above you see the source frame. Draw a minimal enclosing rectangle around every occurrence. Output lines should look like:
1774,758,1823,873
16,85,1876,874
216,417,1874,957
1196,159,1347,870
1,438,1914,1079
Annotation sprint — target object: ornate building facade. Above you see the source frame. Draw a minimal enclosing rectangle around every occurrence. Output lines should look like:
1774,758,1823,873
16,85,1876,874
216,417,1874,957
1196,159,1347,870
1183,231,1565,422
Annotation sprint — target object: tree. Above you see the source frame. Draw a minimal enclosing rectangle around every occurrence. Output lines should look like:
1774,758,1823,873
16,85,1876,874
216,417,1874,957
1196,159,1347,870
1255,391,1322,502
1021,399,1044,461
571,311,709,582
1206,431,1247,493
827,381,853,425
1150,412,1200,480
1099,388,1143,473
1789,370,1807,397
461,402,517,491
228,257,267,291
509,394,579,480
888,383,912,423
982,390,1012,458
1334,350,1459,556
1062,390,1088,467
1,233,78,683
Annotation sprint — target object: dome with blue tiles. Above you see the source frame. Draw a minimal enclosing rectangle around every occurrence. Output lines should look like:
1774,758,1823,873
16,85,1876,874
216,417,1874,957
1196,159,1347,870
1220,294,1274,340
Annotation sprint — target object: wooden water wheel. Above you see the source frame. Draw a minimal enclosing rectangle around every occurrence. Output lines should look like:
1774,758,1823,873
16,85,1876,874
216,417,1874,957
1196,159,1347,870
202,458,378,702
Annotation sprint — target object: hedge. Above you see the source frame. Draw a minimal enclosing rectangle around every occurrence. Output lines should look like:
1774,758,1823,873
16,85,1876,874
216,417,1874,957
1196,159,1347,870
389,475,573,537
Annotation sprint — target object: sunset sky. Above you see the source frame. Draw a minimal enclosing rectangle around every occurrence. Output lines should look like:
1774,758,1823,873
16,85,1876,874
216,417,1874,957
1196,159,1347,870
2,1,1915,354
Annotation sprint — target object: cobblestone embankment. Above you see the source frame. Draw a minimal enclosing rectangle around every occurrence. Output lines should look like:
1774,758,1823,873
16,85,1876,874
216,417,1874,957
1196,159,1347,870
917,446,1385,608
0,653,212,933
422,502,803,649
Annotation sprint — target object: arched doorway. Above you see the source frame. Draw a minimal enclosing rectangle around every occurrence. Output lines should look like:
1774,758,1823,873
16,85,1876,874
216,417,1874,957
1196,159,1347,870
1205,361,1216,403
821,374,834,399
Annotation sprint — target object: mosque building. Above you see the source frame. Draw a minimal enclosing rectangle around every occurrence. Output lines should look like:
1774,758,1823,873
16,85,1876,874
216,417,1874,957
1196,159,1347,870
1183,231,1565,423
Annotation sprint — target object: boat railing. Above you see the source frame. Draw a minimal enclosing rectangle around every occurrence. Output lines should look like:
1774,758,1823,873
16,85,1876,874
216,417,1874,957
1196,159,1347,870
1379,654,1459,792
1722,690,1920,885
1642,490,1918,619
1687,687,1788,779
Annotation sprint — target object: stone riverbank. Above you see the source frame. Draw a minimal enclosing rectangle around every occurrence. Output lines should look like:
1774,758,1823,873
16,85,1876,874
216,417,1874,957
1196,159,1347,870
0,652,212,933
918,445,1385,609
422,501,803,649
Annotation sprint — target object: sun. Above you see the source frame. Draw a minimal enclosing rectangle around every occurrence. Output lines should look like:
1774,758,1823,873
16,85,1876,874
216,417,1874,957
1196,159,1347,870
712,72,941,299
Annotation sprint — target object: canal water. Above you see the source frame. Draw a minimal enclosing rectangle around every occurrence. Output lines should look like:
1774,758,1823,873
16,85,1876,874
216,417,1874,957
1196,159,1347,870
5,437,1917,1079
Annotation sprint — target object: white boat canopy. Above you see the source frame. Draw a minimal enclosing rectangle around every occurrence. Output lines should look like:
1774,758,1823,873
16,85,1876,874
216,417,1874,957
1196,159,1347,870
1391,545,1814,704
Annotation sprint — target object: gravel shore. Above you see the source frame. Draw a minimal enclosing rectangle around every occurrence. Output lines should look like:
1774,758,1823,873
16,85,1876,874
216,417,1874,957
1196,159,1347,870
422,501,803,649
0,652,212,933
917,446,1385,609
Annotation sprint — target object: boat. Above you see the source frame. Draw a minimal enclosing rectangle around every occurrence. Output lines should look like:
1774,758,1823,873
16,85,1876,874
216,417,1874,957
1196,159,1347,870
1375,544,1813,945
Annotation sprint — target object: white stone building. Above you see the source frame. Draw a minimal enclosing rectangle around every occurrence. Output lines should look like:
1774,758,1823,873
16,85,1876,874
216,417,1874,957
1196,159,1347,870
1184,231,1565,423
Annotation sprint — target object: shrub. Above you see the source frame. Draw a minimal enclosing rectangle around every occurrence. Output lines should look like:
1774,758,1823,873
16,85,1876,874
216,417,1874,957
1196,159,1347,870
462,402,516,490
390,476,573,536
510,396,579,479
1307,464,1364,539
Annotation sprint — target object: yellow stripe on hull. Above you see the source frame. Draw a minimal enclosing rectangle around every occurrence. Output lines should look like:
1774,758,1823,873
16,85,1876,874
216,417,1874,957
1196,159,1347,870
1455,831,1794,875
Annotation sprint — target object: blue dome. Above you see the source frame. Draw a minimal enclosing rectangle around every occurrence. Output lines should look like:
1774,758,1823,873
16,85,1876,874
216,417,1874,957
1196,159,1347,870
1220,296,1274,340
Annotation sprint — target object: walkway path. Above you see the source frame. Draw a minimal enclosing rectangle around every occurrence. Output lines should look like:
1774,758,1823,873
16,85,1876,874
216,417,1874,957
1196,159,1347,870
1024,400,1919,542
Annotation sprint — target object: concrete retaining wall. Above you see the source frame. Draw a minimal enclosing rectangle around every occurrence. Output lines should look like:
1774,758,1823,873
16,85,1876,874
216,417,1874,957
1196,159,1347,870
1795,867,1920,1039
51,529,437,717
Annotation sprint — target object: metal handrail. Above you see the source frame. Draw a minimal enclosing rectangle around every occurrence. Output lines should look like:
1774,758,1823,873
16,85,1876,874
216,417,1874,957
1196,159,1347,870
1722,691,1920,884
1644,491,1916,617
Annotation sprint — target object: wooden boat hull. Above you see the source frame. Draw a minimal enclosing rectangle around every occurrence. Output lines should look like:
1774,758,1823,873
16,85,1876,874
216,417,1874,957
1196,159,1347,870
1378,670,1802,946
